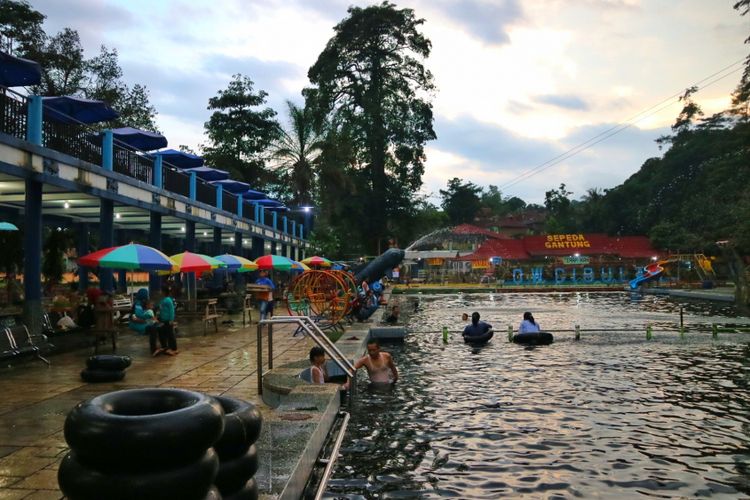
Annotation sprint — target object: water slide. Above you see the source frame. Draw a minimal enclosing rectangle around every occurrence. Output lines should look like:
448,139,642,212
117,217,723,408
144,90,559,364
629,261,666,289
354,248,405,284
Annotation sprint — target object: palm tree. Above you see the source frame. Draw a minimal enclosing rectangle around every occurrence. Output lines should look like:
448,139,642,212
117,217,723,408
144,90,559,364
270,101,325,206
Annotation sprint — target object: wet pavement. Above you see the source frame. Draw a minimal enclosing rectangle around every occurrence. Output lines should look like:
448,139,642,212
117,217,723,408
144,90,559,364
0,312,313,499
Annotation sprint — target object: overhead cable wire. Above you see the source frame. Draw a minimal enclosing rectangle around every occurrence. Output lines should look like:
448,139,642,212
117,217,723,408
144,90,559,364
498,59,746,192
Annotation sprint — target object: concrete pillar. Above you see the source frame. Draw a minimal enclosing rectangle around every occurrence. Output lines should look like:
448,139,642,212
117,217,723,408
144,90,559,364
22,179,43,334
291,220,296,239
26,95,42,145
99,200,114,292
281,244,288,259
189,172,197,201
272,211,277,230
149,212,162,294
77,223,89,292
299,224,304,239
283,216,288,234
102,130,113,171
270,241,277,255
212,227,222,289
254,204,260,223
251,236,264,260
237,195,243,218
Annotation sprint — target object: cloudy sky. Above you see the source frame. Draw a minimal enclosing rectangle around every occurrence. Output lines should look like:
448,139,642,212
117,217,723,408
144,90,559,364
30,0,748,204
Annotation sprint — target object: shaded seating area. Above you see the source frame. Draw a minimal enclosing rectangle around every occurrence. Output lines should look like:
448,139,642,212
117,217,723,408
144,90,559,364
1,324,51,365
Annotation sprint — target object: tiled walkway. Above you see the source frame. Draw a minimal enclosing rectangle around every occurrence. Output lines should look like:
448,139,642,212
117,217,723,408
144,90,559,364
0,314,313,499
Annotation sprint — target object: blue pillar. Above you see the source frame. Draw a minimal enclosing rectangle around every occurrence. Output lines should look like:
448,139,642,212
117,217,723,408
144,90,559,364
99,200,114,291
216,184,223,210
185,220,196,309
23,179,43,334
77,223,89,292
189,172,197,201
254,204,260,223
299,224,304,239
102,129,113,171
291,220,296,239
153,155,163,189
272,211,278,230
149,212,162,294
260,208,266,226
234,232,244,291
283,216,288,234
237,195,243,218
26,95,42,145
212,227,222,289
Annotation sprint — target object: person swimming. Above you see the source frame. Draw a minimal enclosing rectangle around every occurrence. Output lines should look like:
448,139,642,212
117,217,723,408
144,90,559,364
353,339,398,384
462,312,493,340
518,311,541,333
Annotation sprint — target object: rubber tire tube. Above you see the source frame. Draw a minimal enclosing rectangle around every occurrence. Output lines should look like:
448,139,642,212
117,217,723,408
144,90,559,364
80,368,125,383
212,395,263,459
513,332,554,345
224,478,258,500
58,448,219,500
215,445,259,495
86,355,132,371
463,330,494,345
64,388,224,468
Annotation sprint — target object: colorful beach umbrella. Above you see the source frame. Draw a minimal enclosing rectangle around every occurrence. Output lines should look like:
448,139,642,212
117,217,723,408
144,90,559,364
290,260,311,272
214,254,258,273
253,254,294,271
169,251,227,274
0,222,19,231
78,244,176,271
301,255,332,268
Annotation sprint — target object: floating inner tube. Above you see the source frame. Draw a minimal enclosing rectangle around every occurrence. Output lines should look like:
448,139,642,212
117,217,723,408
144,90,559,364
513,332,554,345
464,330,494,345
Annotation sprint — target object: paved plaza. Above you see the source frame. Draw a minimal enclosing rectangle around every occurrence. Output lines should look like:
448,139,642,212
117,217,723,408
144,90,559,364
0,314,313,499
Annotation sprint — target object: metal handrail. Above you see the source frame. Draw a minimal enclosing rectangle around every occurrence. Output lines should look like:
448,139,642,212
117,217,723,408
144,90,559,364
314,411,350,500
256,317,356,397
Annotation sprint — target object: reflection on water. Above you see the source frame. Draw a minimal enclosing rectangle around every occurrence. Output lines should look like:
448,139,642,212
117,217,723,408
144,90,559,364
325,293,750,498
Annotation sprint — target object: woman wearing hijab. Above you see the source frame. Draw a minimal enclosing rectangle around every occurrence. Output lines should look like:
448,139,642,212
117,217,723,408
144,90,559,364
128,288,162,356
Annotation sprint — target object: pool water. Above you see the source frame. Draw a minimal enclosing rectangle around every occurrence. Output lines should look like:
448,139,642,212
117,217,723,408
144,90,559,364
324,293,750,498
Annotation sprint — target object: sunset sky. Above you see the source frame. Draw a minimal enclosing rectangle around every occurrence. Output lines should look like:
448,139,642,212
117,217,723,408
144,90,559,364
30,0,748,204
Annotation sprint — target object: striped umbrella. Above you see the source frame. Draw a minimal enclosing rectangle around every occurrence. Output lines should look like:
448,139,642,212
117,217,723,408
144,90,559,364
215,254,258,273
169,251,227,274
253,254,294,271
290,260,311,272
301,255,332,268
78,243,176,271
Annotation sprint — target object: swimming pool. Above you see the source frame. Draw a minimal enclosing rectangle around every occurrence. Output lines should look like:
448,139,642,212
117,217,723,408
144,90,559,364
324,292,750,498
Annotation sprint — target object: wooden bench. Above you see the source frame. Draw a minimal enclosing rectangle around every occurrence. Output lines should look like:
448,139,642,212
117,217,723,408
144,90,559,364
0,325,51,365
203,298,219,335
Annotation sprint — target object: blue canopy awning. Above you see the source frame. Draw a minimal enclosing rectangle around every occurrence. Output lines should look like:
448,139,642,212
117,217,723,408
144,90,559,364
109,127,167,151
184,166,229,182
252,198,285,207
153,149,204,169
0,51,42,87
42,96,119,124
209,179,250,194
239,189,266,200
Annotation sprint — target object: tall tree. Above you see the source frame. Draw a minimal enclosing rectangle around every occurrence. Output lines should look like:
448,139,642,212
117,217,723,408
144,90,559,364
306,1,436,253
731,0,750,119
202,74,279,187
544,183,575,233
0,0,44,54
270,101,324,206
440,177,482,225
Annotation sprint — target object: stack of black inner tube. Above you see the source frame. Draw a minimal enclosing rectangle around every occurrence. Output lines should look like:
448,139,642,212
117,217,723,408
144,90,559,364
59,388,226,500
81,354,132,383
211,395,262,500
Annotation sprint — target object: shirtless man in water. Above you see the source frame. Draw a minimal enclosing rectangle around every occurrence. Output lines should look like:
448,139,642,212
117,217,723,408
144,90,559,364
354,340,398,384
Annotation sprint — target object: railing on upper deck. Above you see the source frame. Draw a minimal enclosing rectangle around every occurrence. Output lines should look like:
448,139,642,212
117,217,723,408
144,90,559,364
113,144,152,184
42,118,103,166
196,178,215,206
0,91,27,141
223,190,238,215
163,164,190,198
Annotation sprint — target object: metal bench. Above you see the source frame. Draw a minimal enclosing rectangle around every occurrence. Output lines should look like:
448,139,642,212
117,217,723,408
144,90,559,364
1,325,51,365
203,298,219,335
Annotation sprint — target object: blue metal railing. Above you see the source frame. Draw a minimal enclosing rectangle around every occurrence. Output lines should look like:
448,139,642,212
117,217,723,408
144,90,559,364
0,89,302,239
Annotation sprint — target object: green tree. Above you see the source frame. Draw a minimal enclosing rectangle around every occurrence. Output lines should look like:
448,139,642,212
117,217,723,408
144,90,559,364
270,101,325,206
544,183,575,233
306,1,436,253
730,0,750,119
0,0,44,54
202,74,279,187
32,27,86,96
440,177,482,225
480,185,505,215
